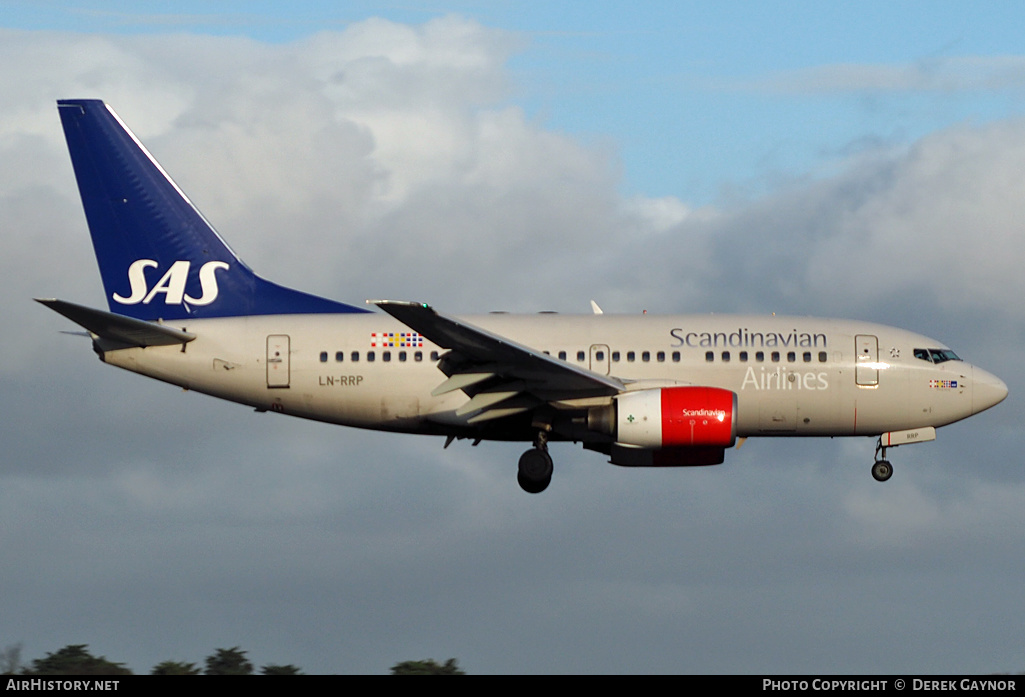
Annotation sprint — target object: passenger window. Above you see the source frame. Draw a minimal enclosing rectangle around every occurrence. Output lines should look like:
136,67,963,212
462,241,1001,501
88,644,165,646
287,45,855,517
642,351,650,362
415,351,423,362
577,351,586,362
721,351,730,362
367,351,375,362
705,351,714,362
595,351,605,361
558,351,567,360
430,351,440,362
351,351,359,362
803,351,811,362
627,351,635,362
739,351,748,362
818,352,827,363
319,351,328,363
771,351,780,362
335,351,344,362
787,351,796,362
656,351,665,362
672,351,680,362
399,351,407,362
756,351,764,362
612,351,620,362
382,351,391,362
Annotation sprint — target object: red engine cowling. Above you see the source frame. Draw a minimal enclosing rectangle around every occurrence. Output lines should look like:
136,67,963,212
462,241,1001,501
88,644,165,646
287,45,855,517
614,386,737,449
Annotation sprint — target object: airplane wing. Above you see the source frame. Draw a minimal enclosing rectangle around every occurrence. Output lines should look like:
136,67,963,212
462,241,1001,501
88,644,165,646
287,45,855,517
36,298,196,350
371,300,624,423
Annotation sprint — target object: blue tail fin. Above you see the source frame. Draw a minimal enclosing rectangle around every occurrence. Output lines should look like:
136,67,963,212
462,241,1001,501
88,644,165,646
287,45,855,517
57,99,368,320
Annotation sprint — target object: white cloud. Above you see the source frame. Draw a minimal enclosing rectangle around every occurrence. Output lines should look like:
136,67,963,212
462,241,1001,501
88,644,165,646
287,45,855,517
679,119,1025,321
619,194,704,233
805,120,1025,313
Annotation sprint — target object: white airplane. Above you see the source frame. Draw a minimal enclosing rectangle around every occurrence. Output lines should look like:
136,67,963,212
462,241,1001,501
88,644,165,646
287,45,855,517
41,99,1008,493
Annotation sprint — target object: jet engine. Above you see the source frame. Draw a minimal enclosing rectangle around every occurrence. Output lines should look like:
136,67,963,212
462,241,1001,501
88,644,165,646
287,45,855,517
588,386,738,449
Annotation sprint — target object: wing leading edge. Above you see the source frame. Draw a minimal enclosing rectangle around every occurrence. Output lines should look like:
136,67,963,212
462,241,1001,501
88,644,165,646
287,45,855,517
371,300,624,423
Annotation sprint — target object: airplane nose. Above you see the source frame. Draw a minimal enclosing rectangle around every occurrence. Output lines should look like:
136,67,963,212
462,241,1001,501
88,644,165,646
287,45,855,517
972,366,1008,415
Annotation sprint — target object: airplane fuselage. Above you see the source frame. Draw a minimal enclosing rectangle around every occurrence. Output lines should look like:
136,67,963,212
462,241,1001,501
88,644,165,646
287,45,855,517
101,312,999,443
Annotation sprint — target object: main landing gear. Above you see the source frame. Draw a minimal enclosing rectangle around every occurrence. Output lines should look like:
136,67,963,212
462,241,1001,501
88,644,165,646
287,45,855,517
518,431,553,494
872,437,893,482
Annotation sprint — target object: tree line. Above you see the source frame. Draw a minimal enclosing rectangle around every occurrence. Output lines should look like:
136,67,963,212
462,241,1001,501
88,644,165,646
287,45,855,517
2,643,463,675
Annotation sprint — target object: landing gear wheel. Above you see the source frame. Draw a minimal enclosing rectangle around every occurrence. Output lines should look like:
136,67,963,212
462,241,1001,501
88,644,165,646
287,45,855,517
517,449,553,494
871,460,893,482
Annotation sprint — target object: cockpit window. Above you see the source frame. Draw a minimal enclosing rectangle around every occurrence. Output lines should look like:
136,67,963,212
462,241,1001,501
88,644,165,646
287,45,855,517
914,348,961,364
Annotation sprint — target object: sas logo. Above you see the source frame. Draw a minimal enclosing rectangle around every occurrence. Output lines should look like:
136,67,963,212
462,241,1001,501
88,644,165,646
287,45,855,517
113,259,229,307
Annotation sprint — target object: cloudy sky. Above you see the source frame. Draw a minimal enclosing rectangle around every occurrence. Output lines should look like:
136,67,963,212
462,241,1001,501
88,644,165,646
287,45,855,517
2,1,1022,675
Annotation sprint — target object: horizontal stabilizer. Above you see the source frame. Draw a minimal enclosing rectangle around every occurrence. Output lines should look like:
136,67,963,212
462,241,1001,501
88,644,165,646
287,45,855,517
36,298,195,349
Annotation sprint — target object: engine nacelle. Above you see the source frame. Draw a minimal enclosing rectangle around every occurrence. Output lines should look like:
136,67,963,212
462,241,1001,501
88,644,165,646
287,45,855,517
612,386,737,449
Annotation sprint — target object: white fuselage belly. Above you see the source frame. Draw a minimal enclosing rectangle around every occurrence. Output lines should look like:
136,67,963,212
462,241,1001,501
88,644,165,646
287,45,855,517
100,313,982,440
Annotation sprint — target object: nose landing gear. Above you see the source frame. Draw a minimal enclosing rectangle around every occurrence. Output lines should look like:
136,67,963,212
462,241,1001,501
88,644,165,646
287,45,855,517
868,427,937,482
871,437,893,482
871,458,893,482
